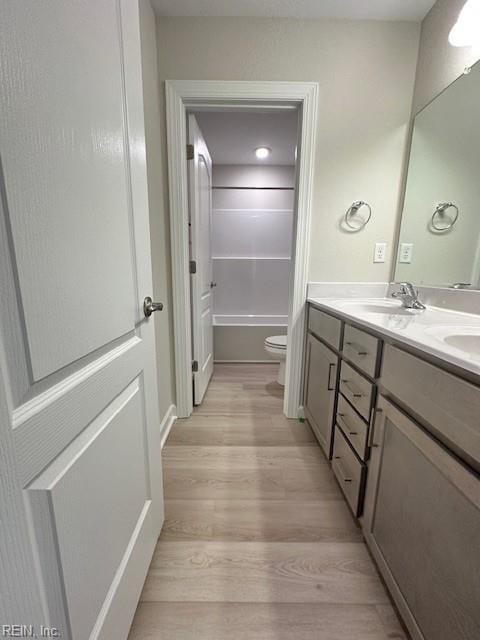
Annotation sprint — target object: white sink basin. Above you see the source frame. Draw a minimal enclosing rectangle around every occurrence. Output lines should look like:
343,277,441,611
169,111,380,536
424,326,480,357
445,335,480,357
332,299,414,315
309,295,480,375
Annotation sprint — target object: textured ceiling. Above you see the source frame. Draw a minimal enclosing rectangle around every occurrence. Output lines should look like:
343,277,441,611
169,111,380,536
193,110,298,165
151,0,436,21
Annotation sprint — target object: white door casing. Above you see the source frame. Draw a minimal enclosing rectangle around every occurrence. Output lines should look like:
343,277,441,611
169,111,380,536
0,1,163,638
188,115,214,404
165,81,319,418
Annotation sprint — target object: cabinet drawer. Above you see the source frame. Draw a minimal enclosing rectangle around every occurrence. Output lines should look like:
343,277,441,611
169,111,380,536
339,361,374,422
332,425,366,517
381,344,480,471
343,324,379,378
336,394,369,460
308,305,342,350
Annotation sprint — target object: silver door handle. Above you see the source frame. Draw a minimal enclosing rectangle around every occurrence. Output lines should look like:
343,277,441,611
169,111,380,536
143,296,163,317
210,281,217,288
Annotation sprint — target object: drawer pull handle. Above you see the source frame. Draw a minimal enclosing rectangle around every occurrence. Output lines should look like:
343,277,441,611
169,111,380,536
341,379,363,398
345,341,368,356
334,456,353,482
337,413,358,436
368,407,383,448
327,362,336,391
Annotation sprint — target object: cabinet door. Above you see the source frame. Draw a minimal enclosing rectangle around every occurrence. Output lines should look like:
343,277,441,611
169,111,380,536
363,396,480,640
304,334,338,457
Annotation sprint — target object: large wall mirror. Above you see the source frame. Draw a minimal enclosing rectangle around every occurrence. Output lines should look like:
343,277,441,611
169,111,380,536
395,60,480,289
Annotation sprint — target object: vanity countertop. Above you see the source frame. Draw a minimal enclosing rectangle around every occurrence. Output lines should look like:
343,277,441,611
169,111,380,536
307,296,480,381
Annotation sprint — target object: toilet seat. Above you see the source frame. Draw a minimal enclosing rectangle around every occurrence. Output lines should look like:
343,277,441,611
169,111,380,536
265,335,287,351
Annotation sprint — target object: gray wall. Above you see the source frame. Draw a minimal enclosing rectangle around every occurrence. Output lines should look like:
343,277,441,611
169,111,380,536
155,16,420,283
413,0,480,113
139,0,176,418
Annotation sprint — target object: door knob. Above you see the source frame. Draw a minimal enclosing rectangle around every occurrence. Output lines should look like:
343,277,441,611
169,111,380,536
210,281,217,288
143,296,163,317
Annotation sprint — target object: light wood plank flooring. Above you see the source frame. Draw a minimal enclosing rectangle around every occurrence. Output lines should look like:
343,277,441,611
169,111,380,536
128,363,407,639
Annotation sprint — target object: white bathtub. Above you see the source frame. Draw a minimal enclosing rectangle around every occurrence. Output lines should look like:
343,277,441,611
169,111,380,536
213,314,288,327
213,315,288,362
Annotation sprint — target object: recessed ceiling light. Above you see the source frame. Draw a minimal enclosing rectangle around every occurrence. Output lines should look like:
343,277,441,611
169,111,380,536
449,0,480,47
255,147,271,159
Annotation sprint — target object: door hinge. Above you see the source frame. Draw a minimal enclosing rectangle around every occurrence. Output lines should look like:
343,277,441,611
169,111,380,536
186,144,194,160
189,260,197,274
192,360,199,372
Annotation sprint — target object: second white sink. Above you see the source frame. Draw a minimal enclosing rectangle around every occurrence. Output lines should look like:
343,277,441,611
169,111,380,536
424,325,480,357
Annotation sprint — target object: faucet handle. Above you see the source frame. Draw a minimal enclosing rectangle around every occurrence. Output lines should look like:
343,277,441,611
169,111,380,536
391,282,426,310
394,281,416,295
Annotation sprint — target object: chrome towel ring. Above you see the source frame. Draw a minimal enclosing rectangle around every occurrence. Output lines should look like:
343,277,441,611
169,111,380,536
344,201,372,231
431,202,459,232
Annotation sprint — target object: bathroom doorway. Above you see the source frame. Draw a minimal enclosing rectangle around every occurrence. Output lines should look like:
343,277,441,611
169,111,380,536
166,81,318,418
188,109,298,405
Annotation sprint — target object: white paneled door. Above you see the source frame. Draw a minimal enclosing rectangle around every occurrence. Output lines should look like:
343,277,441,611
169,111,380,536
0,2,164,638
188,115,214,404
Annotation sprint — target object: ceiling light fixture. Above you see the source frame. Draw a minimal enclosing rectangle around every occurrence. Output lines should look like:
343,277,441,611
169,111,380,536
449,0,480,47
255,146,271,159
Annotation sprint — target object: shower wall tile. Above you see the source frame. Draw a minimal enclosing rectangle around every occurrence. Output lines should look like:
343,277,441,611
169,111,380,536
212,209,293,258
212,188,294,210
211,165,295,318
213,258,290,316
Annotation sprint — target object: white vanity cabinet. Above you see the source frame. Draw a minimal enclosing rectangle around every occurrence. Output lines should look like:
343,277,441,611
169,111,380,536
363,395,480,640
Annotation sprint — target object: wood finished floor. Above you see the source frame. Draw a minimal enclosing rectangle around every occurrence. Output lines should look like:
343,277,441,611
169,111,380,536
128,364,407,639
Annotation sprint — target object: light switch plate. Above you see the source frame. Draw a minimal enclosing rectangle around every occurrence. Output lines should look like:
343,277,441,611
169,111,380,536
399,243,413,263
374,242,387,263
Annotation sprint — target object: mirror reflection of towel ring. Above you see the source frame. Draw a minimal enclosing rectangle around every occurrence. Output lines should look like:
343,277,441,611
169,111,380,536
344,201,372,231
431,202,459,232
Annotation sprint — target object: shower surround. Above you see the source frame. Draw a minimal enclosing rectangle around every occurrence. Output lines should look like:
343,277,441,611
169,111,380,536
212,165,294,361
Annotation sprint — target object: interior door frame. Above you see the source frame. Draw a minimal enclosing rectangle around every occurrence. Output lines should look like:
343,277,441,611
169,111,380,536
165,80,319,418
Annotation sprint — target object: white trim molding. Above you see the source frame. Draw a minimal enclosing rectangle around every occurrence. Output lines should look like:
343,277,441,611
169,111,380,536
165,80,319,418
159,404,177,449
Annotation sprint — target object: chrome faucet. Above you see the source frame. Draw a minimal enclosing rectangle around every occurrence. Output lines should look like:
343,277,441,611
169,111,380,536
391,282,426,310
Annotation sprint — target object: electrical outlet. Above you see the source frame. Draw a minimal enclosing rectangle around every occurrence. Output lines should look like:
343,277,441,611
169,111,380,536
399,243,413,263
374,242,387,263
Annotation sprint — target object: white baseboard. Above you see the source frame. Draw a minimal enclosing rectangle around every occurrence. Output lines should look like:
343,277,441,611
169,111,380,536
159,404,177,449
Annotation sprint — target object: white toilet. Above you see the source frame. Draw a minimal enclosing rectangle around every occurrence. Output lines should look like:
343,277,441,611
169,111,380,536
264,335,288,386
